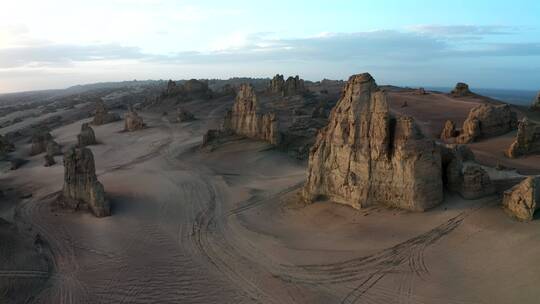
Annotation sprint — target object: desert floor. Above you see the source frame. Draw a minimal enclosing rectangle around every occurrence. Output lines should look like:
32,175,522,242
3,95,540,304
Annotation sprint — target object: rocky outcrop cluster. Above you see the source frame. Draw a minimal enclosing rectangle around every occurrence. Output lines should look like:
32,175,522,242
223,84,281,145
531,91,540,111
440,120,458,141
61,146,109,217
456,104,517,143
77,123,97,147
92,99,120,125
269,74,306,97
503,176,539,221
163,79,212,100
176,107,195,122
30,130,61,156
506,118,540,158
302,73,443,211
450,82,473,97
124,108,145,132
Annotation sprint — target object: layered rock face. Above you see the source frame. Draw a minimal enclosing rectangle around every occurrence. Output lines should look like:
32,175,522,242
456,104,517,144
440,120,458,141
440,144,495,199
303,73,443,211
503,176,540,221
176,107,195,122
77,123,97,147
531,91,540,111
450,82,473,97
506,118,540,158
124,109,145,132
269,74,306,96
92,99,120,125
223,84,281,145
61,147,109,217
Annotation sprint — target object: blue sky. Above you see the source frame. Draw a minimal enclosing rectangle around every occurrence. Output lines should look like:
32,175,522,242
0,0,539,93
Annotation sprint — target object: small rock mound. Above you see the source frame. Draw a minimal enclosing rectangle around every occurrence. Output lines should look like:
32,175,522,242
456,104,517,144
176,107,196,122
440,120,458,141
124,108,145,132
77,123,97,147
60,146,109,217
506,118,540,158
450,82,473,97
503,176,540,221
92,99,121,125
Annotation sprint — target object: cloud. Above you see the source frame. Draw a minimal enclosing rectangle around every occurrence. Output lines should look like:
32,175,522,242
407,25,516,36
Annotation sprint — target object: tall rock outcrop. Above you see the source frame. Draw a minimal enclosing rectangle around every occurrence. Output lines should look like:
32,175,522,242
456,104,517,144
61,146,109,217
92,99,120,125
77,123,97,147
506,118,540,158
223,84,281,145
302,73,443,211
531,91,540,111
269,74,306,97
30,130,60,156
503,176,540,221
450,82,473,97
440,120,458,141
124,108,145,132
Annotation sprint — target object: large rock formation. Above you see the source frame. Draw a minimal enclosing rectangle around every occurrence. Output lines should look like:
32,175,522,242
503,176,540,221
92,99,121,125
124,108,145,132
176,107,195,122
302,73,443,211
30,130,60,156
506,118,540,158
61,146,109,217
456,104,517,144
269,74,306,97
440,120,458,141
531,91,540,111
450,82,473,97
77,123,97,147
440,144,495,199
46,140,62,156
223,84,281,145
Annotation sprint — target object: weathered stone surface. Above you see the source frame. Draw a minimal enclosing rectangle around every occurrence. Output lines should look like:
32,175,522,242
124,108,145,132
268,74,306,96
303,73,443,211
77,123,97,147
503,176,540,221
531,91,540,111
61,146,109,217
29,130,53,156
451,82,473,97
92,99,121,125
440,144,495,199
223,84,281,145
506,118,540,158
456,104,517,144
176,107,195,122
440,120,458,140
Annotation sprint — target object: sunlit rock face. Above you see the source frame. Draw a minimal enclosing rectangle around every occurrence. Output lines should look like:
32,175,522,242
124,108,145,132
269,74,306,97
503,176,540,222
506,118,540,158
456,104,517,144
303,73,443,211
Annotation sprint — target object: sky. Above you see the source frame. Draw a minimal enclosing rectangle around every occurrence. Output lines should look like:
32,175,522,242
0,0,539,93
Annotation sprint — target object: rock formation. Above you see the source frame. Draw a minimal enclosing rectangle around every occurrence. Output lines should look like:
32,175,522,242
456,104,517,144
531,91,540,111
223,84,281,145
440,144,495,199
43,154,56,167
176,107,195,122
77,123,97,147
92,99,120,125
29,130,60,156
302,73,443,211
162,79,212,100
46,140,62,156
440,120,458,140
0,135,15,159
450,82,473,97
269,74,306,97
506,118,540,158
503,176,539,221
124,108,145,132
61,146,109,217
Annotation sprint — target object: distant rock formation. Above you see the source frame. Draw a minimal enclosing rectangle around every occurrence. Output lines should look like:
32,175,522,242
269,74,306,97
223,83,281,145
531,91,540,111
506,118,540,158
456,104,517,144
60,146,110,217
440,120,458,140
30,130,60,156
302,73,443,211
503,176,539,221
124,108,145,131
440,144,495,199
92,99,120,125
77,123,97,147
43,154,55,167
0,135,15,159
176,107,195,122
162,79,212,100
450,82,473,97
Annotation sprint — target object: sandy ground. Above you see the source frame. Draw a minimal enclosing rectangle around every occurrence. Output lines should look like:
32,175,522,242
2,95,540,304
